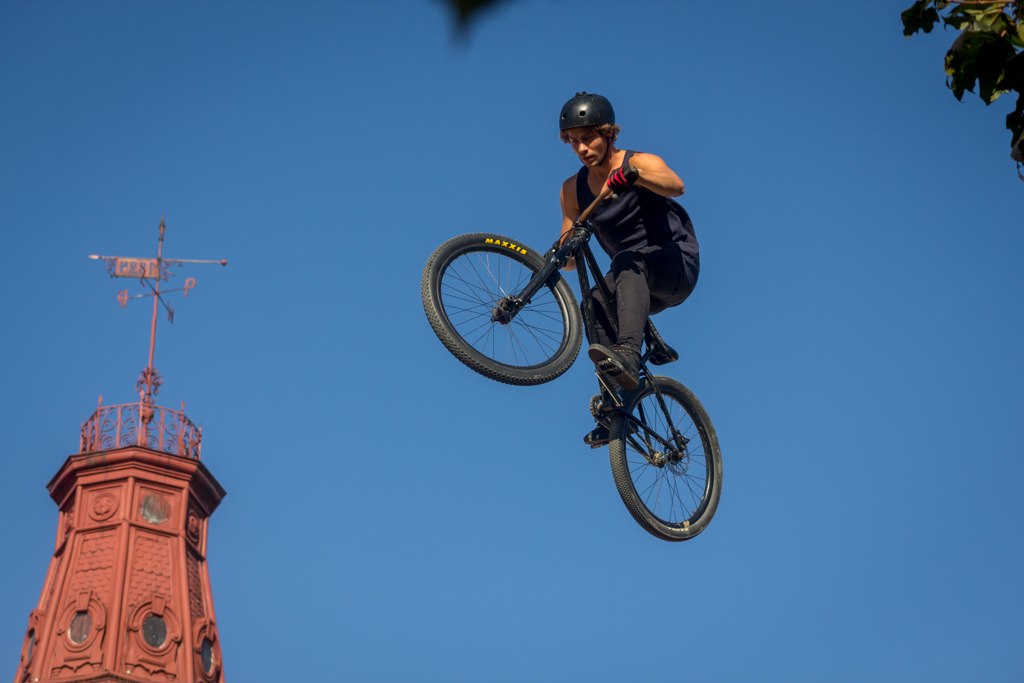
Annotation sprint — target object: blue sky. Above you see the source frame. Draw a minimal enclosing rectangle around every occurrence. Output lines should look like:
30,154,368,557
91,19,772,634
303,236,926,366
2,1,1022,680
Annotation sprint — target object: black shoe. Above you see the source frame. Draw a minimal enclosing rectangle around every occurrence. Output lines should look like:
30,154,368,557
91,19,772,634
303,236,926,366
588,343,641,390
583,424,610,448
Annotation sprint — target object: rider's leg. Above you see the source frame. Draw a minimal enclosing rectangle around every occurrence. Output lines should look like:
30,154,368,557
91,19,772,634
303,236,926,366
583,281,625,445
608,251,652,353
584,283,617,347
585,270,641,388
588,247,693,389
648,244,698,314
611,246,691,350
584,246,696,444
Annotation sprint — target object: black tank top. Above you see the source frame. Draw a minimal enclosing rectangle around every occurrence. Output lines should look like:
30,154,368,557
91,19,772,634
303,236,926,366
575,150,698,260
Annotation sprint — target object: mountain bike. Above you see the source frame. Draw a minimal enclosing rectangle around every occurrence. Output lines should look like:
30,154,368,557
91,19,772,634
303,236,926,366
421,184,722,542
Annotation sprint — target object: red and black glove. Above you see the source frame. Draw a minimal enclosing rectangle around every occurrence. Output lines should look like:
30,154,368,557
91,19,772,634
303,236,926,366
607,165,639,192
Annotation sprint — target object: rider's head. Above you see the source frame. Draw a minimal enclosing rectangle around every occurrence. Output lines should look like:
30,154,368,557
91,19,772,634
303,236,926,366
559,92,620,165
559,92,619,142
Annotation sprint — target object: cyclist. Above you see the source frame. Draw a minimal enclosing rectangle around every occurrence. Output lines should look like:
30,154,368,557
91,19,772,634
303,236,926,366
557,92,700,445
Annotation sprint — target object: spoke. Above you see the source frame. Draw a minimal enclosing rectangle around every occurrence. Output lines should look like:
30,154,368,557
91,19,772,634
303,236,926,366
619,383,716,526
649,471,665,515
680,461,707,511
510,318,562,355
463,252,503,301
667,475,681,522
441,279,496,306
481,252,511,298
439,248,569,368
442,299,495,317
447,265,500,307
664,469,689,521
505,323,527,367
462,318,500,345
512,300,564,324
631,459,660,499
636,473,660,502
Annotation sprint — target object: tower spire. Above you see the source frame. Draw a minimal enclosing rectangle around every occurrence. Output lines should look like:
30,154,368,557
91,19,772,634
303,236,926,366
142,216,166,407
88,218,227,427
14,218,229,683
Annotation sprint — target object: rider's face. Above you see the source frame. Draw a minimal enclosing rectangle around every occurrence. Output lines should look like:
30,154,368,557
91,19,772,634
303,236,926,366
566,127,607,167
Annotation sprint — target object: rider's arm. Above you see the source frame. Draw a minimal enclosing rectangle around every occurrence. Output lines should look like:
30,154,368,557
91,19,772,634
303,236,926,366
559,176,579,271
626,152,685,197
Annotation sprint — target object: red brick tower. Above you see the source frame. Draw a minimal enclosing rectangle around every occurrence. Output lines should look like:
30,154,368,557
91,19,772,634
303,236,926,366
12,220,228,683
13,402,226,683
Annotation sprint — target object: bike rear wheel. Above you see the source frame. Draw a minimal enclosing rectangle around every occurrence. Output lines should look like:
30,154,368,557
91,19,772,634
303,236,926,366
609,376,722,541
421,233,582,385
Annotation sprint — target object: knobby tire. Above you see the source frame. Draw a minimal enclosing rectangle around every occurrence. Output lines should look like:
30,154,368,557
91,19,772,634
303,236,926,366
609,376,723,542
421,233,582,386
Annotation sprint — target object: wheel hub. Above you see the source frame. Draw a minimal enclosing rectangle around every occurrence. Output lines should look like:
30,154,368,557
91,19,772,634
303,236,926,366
491,296,522,325
651,446,688,471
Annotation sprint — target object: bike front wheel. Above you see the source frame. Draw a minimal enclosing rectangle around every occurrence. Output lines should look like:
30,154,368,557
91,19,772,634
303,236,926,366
609,376,723,542
421,233,582,385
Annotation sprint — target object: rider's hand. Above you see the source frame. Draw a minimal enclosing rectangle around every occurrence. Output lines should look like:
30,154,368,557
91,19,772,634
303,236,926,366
607,165,640,192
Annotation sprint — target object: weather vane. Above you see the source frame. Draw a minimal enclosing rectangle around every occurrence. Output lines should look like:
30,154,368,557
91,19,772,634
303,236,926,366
89,217,227,409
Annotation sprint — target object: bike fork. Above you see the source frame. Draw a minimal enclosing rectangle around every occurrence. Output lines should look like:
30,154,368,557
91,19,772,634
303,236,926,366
490,244,565,324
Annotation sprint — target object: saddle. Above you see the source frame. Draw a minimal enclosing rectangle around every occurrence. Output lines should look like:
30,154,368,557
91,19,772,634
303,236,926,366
644,322,679,366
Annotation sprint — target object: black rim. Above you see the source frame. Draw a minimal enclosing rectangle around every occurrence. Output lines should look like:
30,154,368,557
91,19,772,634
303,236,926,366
622,386,713,528
437,246,570,371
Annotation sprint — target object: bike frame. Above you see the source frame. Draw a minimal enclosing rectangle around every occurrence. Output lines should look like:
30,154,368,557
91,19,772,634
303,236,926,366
490,190,690,458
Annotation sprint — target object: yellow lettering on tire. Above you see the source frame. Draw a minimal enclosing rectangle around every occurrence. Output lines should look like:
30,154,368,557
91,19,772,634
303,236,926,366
482,237,528,256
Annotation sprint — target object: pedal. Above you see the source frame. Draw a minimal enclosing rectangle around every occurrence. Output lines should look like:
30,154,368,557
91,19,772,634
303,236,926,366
595,365,636,394
583,425,610,449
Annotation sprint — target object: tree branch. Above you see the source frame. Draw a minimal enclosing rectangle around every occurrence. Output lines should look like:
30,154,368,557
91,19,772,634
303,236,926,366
947,1,1013,5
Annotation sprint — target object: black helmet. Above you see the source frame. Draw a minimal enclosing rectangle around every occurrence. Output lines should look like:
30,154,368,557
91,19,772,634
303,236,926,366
559,92,615,130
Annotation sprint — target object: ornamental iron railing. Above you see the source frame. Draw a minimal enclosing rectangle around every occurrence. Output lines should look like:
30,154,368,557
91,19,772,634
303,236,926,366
79,401,202,459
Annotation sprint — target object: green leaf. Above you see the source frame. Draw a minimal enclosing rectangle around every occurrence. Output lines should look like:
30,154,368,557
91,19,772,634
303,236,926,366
1007,95,1024,138
902,0,1024,175
1007,94,1024,162
966,6,1012,34
902,0,940,35
1003,50,1024,91
976,38,1015,102
946,31,981,100
944,7,973,30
